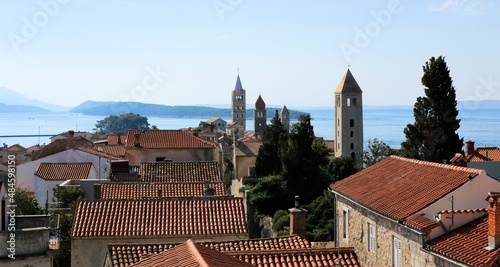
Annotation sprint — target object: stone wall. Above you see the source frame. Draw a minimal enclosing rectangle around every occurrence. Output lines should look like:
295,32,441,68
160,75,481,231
336,195,442,267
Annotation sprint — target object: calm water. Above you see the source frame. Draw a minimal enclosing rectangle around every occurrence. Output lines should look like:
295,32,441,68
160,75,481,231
0,106,498,148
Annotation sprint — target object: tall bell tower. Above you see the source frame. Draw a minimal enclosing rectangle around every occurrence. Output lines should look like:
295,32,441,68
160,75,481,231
231,75,246,132
334,69,363,165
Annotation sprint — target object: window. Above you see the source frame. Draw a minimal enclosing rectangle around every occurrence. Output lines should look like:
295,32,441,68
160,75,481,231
337,119,340,126
368,223,375,252
347,98,351,106
350,143,354,149
336,96,341,107
343,209,349,239
156,157,165,162
350,131,354,137
393,236,402,267
352,98,357,106
351,152,356,160
350,119,354,127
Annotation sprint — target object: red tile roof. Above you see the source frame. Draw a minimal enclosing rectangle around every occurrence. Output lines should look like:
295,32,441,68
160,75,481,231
140,162,221,182
34,162,93,181
106,134,125,145
130,239,255,267
72,197,247,238
32,137,94,160
125,130,215,148
76,146,123,160
330,155,482,222
228,248,361,267
8,144,26,152
100,182,227,199
425,215,500,267
111,173,140,182
403,214,440,233
234,140,261,157
467,147,500,162
202,235,312,252
108,235,361,267
94,144,126,157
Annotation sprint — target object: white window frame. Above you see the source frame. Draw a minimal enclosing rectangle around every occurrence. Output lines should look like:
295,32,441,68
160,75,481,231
393,236,402,267
368,223,375,253
342,208,349,239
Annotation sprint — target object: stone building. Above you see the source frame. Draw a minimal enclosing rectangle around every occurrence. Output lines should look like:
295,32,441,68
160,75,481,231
254,95,266,139
281,105,290,133
329,155,500,267
334,69,363,165
231,75,246,132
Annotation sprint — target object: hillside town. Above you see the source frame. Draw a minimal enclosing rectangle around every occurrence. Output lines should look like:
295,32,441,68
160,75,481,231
2,68,500,267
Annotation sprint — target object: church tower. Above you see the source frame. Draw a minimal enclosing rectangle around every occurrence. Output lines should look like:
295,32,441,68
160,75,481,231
281,105,290,133
254,95,266,139
334,69,363,165
231,75,246,132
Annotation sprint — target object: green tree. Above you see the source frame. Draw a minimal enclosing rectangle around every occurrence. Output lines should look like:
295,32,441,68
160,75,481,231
94,113,149,134
302,191,335,241
401,56,463,162
13,187,44,215
362,138,393,167
280,114,331,205
246,175,289,216
52,186,84,267
272,209,290,236
327,156,359,182
254,110,286,176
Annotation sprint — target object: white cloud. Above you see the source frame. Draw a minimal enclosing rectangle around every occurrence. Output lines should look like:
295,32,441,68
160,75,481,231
430,0,486,15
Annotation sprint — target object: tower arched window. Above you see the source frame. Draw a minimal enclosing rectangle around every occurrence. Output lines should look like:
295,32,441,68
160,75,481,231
350,143,354,149
350,131,354,137
347,98,351,107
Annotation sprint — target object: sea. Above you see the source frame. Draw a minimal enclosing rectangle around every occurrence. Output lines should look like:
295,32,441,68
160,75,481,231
0,106,499,149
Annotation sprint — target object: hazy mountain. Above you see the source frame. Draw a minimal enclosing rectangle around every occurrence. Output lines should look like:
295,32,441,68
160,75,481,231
0,102,49,112
0,87,71,111
71,100,307,119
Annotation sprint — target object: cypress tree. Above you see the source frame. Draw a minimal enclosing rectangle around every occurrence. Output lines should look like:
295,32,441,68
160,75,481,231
401,56,463,162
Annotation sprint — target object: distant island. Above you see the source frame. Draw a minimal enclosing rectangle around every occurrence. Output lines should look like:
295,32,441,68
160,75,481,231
70,100,308,119
0,102,50,113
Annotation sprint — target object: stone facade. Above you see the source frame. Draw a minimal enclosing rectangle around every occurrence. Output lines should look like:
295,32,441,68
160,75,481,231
336,195,441,267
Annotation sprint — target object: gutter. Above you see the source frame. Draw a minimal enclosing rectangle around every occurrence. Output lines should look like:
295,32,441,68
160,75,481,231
421,248,471,267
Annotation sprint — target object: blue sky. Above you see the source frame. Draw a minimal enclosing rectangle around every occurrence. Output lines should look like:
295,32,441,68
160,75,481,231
1,0,499,108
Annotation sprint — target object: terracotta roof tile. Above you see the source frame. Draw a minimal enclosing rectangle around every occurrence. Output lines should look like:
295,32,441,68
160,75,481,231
125,130,215,148
330,155,483,221
100,182,227,199
94,144,126,157
228,247,361,267
8,144,26,152
106,134,125,145
425,215,500,267
438,208,487,215
140,162,221,182
34,162,93,180
111,173,140,182
32,137,94,160
403,214,440,233
466,147,500,162
76,146,123,160
72,197,247,238
108,236,312,267
130,239,255,267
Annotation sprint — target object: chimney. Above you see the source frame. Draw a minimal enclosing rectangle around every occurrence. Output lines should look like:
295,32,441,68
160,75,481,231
117,133,122,145
68,130,75,138
93,183,101,199
158,187,162,197
288,195,308,237
205,181,215,196
486,192,500,250
465,141,475,156
134,133,141,147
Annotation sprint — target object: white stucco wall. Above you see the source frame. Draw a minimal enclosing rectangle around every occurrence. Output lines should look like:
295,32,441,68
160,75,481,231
16,150,111,192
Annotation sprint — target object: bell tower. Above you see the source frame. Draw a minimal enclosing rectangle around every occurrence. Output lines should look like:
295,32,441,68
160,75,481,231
231,75,246,132
334,69,363,165
254,95,266,139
